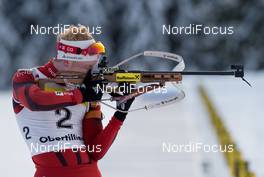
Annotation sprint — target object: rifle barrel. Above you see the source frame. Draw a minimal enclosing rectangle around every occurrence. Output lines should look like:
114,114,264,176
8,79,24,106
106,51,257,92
180,71,235,76
125,71,235,76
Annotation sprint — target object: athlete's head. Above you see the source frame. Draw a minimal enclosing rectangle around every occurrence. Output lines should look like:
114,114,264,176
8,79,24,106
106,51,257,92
53,25,105,74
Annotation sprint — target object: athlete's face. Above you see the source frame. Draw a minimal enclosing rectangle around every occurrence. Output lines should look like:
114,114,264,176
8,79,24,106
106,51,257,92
54,59,98,74
64,60,97,73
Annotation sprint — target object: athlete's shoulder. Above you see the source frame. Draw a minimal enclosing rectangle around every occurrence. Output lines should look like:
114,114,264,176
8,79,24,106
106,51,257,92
13,69,33,78
12,68,36,87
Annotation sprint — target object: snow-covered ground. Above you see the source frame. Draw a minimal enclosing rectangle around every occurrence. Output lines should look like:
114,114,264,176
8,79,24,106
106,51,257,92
2,73,261,177
99,79,230,177
203,72,264,177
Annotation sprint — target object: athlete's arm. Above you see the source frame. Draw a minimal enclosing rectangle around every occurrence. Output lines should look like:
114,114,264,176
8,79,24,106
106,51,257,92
83,104,123,161
12,70,83,111
83,84,135,161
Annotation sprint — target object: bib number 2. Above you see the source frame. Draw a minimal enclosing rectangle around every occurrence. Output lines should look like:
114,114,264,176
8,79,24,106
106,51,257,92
55,108,73,129
23,126,31,140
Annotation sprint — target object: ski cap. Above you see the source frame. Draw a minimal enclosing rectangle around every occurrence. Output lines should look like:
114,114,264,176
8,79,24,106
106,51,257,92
56,38,105,62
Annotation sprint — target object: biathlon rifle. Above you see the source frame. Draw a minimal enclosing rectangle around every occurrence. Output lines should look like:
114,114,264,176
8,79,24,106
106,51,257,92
39,51,251,112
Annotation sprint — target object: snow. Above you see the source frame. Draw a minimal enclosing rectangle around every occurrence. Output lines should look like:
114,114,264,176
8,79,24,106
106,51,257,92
0,92,35,177
203,72,264,177
99,79,230,177
3,73,262,176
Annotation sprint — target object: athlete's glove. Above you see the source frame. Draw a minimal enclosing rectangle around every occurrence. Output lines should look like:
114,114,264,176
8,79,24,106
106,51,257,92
79,70,103,102
113,83,135,122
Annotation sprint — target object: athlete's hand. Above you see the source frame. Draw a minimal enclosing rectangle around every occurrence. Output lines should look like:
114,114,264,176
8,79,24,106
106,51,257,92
113,83,135,122
79,70,103,102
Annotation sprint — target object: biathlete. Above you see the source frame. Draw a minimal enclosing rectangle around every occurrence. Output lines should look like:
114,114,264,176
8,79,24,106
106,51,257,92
12,25,134,177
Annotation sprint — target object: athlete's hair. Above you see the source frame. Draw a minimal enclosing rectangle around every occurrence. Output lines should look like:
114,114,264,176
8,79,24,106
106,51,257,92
57,25,93,41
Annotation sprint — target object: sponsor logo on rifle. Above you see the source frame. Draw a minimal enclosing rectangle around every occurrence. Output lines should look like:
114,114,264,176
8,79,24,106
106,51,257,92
116,73,141,82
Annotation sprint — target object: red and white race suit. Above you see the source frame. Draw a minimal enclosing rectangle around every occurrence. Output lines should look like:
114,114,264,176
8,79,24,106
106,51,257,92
12,59,123,177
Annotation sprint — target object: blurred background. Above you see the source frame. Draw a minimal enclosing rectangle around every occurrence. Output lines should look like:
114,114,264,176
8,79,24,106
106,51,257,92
0,0,263,177
0,0,264,89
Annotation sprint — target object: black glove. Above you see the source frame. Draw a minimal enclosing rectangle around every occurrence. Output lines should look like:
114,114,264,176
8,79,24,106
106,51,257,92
113,83,135,122
79,70,103,102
